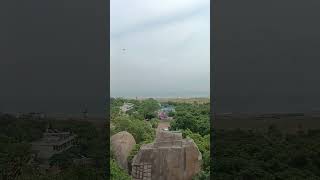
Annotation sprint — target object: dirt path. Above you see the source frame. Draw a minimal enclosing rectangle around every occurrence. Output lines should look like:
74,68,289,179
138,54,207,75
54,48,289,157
156,120,171,137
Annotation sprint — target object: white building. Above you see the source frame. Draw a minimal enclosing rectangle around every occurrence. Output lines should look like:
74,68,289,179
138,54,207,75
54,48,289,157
31,130,77,160
120,103,134,113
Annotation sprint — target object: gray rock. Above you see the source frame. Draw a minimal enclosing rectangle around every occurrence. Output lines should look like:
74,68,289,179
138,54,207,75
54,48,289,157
132,130,202,180
111,131,136,171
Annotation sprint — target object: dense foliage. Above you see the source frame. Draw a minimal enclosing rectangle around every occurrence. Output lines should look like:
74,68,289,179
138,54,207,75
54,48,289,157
0,114,107,180
111,98,160,120
170,103,210,136
0,115,47,142
111,115,155,144
138,98,160,119
110,159,131,180
0,116,46,179
213,126,320,180
111,98,158,143
110,98,161,179
169,102,211,180
111,98,210,179
15,165,103,180
149,118,159,129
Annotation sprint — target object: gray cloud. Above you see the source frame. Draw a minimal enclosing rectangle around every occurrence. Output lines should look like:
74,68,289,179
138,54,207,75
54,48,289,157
111,0,210,98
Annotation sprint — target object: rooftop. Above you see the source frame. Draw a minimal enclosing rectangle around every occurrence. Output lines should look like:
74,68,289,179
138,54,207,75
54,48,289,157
31,130,77,146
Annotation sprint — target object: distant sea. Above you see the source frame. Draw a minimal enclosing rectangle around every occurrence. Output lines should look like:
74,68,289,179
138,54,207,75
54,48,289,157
110,91,210,99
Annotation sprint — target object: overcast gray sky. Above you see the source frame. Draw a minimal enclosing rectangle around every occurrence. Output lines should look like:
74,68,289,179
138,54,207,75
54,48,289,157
1,0,106,114
214,0,320,113
110,0,210,98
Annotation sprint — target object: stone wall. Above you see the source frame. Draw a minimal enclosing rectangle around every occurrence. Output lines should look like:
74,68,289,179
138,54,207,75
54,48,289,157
132,131,202,180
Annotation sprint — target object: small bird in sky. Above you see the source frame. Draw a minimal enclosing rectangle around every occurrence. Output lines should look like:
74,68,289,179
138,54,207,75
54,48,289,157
122,48,126,51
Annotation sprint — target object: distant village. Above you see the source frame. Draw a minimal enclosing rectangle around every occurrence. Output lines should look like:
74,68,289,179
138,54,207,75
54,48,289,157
119,102,175,120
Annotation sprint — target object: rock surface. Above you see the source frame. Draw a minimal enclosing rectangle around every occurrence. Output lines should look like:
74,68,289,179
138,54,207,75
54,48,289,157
111,131,136,171
132,130,202,180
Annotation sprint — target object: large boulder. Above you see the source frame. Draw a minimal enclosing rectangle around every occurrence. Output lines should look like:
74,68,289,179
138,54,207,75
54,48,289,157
132,130,202,180
111,131,136,171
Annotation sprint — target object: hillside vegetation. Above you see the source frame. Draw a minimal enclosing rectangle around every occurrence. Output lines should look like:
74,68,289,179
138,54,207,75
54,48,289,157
0,114,107,180
110,98,210,180
213,121,320,179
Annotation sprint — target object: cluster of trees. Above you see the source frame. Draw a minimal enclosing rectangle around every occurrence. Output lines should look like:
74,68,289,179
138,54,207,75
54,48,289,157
0,115,46,179
111,115,155,144
110,159,131,180
111,98,211,180
170,103,210,136
169,102,210,180
0,114,47,142
48,120,107,179
110,98,160,179
15,165,104,180
213,126,320,179
111,98,160,120
0,114,107,179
